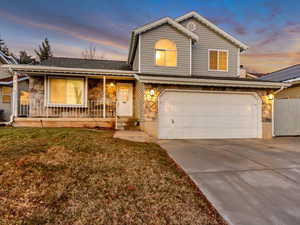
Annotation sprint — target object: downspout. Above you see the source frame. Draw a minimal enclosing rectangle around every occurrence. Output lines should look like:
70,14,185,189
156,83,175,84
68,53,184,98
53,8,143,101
273,85,286,95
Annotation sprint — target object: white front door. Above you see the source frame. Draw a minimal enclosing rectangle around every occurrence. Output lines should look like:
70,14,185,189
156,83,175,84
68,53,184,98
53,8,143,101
116,83,133,116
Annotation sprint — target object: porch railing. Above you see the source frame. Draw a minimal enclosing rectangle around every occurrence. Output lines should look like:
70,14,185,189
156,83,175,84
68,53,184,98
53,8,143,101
18,100,116,118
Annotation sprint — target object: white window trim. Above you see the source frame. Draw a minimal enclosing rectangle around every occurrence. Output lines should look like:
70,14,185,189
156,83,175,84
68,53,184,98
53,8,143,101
154,39,177,67
237,48,240,77
190,38,192,76
208,49,229,72
46,76,88,107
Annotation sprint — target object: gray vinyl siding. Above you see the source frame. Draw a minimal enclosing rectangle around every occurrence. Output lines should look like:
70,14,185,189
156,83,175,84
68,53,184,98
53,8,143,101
132,43,139,71
180,18,239,77
140,24,191,76
0,66,11,79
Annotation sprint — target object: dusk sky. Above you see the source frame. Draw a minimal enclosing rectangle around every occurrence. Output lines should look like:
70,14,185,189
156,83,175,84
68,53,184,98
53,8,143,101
1,0,300,73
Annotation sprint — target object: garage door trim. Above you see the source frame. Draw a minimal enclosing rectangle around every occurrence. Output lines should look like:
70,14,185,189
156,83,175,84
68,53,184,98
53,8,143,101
158,89,262,139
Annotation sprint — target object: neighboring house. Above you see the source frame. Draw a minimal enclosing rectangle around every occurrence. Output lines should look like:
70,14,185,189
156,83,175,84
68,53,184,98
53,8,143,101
4,11,287,139
260,64,300,136
260,64,300,98
0,51,29,122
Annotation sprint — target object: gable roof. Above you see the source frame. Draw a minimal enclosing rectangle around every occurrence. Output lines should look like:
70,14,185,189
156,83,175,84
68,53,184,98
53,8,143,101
41,57,132,71
260,64,300,82
128,17,199,65
133,17,199,41
175,11,248,51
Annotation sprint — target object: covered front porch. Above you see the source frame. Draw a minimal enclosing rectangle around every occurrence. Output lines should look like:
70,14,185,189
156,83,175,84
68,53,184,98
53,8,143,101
8,65,137,129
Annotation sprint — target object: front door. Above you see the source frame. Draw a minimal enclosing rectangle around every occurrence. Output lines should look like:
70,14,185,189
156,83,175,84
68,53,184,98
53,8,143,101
116,83,133,116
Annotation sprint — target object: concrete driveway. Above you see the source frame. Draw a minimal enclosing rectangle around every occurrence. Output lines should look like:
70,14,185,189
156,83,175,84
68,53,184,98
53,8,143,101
158,138,300,225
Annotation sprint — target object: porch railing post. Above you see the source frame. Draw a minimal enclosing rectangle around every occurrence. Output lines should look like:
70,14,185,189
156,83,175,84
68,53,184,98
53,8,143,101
12,72,19,117
103,76,106,118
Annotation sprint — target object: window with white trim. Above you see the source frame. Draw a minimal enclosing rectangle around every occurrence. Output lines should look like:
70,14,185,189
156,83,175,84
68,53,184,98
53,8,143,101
1,87,11,104
155,39,177,67
209,50,228,71
48,77,85,106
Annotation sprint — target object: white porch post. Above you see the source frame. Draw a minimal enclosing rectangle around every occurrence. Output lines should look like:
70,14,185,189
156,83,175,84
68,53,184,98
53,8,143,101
103,76,106,118
12,72,18,117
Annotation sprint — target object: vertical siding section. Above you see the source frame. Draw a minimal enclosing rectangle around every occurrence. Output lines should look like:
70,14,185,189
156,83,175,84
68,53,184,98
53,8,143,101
180,18,239,77
140,24,191,76
134,80,144,120
132,42,139,71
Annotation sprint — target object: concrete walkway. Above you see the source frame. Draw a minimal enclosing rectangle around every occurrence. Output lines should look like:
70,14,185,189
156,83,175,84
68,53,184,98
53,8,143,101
158,138,300,225
113,130,154,142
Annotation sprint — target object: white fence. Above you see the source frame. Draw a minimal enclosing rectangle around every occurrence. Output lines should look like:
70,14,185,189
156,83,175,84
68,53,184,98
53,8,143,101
18,100,116,118
274,99,300,136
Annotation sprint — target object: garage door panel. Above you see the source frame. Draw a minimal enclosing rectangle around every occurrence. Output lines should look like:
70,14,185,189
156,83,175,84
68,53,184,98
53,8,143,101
159,91,260,139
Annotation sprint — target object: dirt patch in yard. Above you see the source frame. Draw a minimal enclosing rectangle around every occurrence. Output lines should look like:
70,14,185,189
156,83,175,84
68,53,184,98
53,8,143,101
0,127,227,225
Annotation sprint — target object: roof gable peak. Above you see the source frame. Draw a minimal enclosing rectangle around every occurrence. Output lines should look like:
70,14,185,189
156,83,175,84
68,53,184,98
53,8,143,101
175,11,248,50
133,17,199,41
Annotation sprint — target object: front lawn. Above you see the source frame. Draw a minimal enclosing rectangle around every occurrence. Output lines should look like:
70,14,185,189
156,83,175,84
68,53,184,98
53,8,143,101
0,128,226,225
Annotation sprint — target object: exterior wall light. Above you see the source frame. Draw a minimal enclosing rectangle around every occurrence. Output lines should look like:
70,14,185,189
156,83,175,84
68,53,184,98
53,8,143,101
149,89,155,96
268,94,274,100
109,82,115,87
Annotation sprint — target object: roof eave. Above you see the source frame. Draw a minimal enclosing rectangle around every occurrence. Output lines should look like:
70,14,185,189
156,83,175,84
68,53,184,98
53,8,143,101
135,74,289,89
3,65,136,76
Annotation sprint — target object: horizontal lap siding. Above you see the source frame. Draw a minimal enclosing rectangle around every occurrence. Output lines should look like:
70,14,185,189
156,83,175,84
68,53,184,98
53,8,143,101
180,18,239,77
140,24,191,76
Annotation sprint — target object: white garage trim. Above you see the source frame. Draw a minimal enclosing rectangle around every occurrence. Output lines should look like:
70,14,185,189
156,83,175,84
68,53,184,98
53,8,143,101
158,89,262,139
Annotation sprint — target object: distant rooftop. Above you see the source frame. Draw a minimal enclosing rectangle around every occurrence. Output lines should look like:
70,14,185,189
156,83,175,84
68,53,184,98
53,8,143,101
260,64,300,82
0,50,18,65
40,57,132,71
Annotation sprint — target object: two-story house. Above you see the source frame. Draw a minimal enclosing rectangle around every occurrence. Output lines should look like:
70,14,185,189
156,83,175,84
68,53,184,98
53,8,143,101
4,11,287,139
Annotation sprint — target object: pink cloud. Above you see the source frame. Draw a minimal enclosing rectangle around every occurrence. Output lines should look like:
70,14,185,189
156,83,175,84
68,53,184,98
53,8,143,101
0,10,128,51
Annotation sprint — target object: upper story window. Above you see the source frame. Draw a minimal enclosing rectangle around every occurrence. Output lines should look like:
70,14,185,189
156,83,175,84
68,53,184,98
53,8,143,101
155,39,177,67
48,77,85,106
209,49,228,71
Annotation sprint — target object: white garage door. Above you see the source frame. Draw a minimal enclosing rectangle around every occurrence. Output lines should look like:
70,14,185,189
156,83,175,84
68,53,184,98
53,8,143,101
158,91,261,139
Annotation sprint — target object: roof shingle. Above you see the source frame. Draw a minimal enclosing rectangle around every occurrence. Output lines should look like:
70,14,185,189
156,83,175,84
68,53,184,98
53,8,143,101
260,64,300,82
41,57,132,71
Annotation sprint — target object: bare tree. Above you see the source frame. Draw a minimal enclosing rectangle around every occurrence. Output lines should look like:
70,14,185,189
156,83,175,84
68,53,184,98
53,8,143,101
82,45,97,59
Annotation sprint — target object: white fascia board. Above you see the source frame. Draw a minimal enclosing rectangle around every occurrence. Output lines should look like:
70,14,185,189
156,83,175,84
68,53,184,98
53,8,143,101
3,65,136,75
175,11,248,51
284,77,300,83
137,75,289,89
133,17,199,41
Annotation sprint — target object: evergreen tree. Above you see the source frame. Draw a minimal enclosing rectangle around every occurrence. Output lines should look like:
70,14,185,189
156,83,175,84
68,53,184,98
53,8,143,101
0,37,5,51
19,50,36,64
35,38,53,62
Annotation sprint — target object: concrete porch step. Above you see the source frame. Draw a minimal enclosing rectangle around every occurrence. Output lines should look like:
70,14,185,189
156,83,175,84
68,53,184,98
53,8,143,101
115,117,139,130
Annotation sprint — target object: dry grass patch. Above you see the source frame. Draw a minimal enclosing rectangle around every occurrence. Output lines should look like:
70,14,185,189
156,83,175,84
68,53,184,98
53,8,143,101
0,127,226,225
